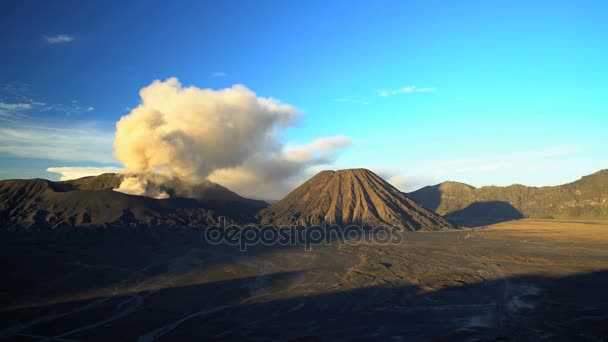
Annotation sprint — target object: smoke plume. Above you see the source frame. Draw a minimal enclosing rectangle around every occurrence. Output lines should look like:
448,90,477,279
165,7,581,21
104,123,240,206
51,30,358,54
207,136,351,198
113,78,349,199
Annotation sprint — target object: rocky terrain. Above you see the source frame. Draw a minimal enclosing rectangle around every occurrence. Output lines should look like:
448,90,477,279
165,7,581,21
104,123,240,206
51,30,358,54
1,170,608,340
259,168,453,231
1,220,607,340
0,174,267,229
408,169,608,225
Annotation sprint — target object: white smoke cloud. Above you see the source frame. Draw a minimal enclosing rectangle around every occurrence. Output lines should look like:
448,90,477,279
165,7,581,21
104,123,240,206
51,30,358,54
113,78,350,199
208,136,351,199
114,78,297,180
47,166,122,181
113,174,170,199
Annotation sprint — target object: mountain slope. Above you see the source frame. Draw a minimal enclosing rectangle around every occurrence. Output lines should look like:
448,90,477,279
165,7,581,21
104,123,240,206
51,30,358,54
60,173,125,191
62,173,249,202
0,174,267,229
259,169,454,231
408,169,608,222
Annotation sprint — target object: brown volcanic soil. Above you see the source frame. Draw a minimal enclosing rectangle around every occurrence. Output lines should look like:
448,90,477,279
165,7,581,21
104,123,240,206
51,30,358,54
1,220,607,340
259,168,453,231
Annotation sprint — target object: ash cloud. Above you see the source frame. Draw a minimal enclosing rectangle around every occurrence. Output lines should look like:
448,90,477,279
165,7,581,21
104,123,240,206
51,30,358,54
114,174,171,199
113,78,350,199
208,136,351,199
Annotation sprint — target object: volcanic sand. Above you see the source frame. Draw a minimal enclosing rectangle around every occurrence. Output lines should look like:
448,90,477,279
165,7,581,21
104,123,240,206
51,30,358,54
1,219,607,340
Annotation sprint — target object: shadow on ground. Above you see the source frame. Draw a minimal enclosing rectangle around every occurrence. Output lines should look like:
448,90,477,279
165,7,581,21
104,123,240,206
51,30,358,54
448,201,525,227
2,269,607,340
1,229,607,341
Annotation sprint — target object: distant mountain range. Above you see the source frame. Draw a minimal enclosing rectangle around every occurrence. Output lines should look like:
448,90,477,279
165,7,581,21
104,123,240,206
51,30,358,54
259,169,453,231
0,174,267,229
2,169,607,230
408,169,608,224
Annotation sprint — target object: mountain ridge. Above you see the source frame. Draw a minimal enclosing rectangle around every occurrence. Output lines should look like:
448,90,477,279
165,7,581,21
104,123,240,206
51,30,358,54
0,174,267,229
408,169,608,222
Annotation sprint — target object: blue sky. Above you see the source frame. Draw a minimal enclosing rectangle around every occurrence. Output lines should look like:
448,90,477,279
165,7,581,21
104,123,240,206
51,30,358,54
1,0,607,196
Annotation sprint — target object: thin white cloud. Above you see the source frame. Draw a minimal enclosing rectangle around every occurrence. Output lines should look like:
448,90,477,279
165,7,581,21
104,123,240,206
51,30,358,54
377,86,437,97
44,34,75,44
0,102,32,111
210,71,227,77
0,103,29,119
41,101,95,115
0,124,115,163
0,84,50,119
0,101,43,119
333,97,370,105
47,166,122,181
0,88,91,118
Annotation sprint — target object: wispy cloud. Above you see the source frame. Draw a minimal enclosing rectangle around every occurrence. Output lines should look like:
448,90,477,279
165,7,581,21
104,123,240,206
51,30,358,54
377,86,437,97
0,102,32,111
40,100,95,116
210,71,227,77
0,86,93,119
332,97,370,105
0,124,115,163
0,101,44,120
44,34,75,44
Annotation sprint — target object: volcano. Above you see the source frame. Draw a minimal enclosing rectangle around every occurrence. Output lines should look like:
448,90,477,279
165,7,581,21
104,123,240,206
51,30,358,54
0,173,267,229
258,168,454,231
